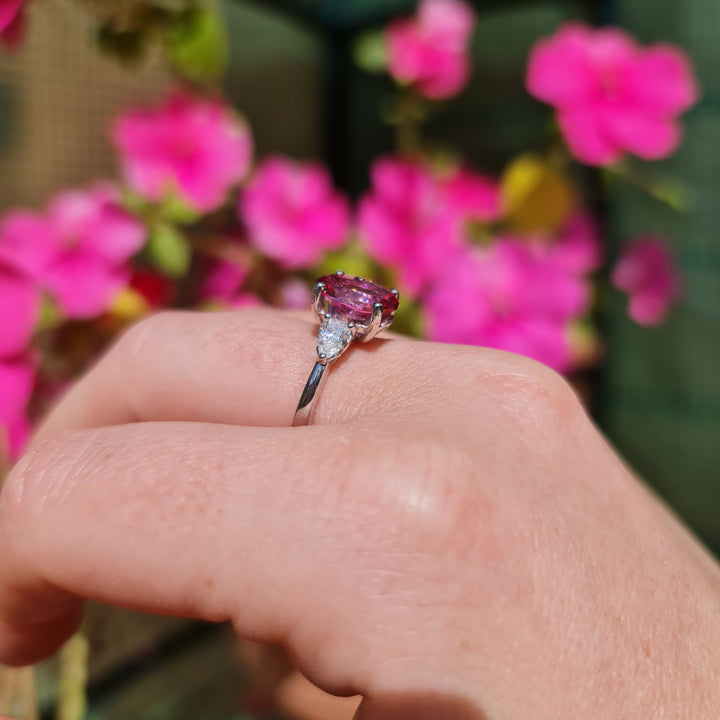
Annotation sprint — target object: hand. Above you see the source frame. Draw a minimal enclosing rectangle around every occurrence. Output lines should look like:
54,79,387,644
1,309,719,719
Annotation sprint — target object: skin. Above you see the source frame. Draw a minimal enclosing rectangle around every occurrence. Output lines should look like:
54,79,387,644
0,308,719,719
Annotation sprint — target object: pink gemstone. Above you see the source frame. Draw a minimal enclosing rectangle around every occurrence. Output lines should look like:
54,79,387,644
318,274,399,324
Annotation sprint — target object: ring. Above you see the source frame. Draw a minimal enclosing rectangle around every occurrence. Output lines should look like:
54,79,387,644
292,271,400,426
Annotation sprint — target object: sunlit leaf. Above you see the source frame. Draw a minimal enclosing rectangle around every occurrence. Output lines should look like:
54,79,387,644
317,241,376,281
160,193,200,225
166,6,228,84
147,223,191,278
37,294,62,330
110,287,149,322
567,319,602,367
502,154,574,235
353,30,387,74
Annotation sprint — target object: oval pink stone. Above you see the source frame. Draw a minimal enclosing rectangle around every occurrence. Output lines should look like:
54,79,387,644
318,274,398,324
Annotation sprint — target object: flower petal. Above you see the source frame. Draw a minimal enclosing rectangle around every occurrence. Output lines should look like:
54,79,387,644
603,105,681,160
0,355,34,425
612,237,679,326
114,93,253,213
621,46,699,115
386,0,474,99
0,211,57,278
0,0,23,33
551,212,602,274
0,261,39,358
45,250,130,319
240,156,350,269
558,106,623,166
526,23,598,107
446,168,503,223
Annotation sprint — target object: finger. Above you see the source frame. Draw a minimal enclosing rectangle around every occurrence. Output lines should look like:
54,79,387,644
33,309,512,442
34,309,402,439
0,420,476,696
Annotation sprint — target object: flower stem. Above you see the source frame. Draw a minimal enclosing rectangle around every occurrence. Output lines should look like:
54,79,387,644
57,630,90,720
605,161,692,212
396,89,424,158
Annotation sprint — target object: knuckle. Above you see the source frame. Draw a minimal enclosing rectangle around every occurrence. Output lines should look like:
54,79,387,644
483,354,583,438
110,310,197,414
115,310,182,366
350,427,488,565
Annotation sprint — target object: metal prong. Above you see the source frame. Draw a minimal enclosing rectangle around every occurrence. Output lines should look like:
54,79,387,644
312,281,326,305
335,269,345,275
312,282,326,319
362,302,385,342
391,288,400,299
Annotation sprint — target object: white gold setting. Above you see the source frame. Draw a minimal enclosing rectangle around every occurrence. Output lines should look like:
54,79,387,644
292,271,400,426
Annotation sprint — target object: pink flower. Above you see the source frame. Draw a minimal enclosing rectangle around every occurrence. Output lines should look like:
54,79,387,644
0,0,26,48
612,236,679,325
0,185,146,319
445,167,503,223
225,293,263,309
114,92,253,213
526,23,699,165
424,235,596,372
0,0,24,33
279,277,312,309
199,257,251,304
198,256,262,309
548,211,602,274
240,157,350,269
386,0,475,99
0,259,39,359
358,157,464,296
0,355,34,459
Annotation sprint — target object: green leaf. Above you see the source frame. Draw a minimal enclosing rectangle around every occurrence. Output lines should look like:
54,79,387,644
38,294,62,330
159,193,200,225
166,6,228,84
147,223,191,278
317,241,375,280
501,153,575,235
353,30,387,74
118,188,149,217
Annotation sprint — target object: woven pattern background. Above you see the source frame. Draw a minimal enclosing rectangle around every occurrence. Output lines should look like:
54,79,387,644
598,0,720,556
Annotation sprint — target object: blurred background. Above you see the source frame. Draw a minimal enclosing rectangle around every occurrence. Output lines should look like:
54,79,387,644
0,0,718,718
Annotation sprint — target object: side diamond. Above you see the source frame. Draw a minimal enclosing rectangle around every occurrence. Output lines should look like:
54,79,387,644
317,317,353,359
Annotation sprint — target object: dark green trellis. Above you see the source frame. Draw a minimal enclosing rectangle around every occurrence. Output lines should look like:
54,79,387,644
235,0,720,558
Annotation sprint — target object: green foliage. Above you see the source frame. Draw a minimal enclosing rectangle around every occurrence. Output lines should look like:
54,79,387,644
166,5,228,84
501,153,574,235
159,194,201,226
37,294,62,330
147,223,191,278
318,241,376,281
353,30,388,74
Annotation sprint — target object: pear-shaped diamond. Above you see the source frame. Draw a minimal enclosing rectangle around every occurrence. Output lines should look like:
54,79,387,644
317,317,353,360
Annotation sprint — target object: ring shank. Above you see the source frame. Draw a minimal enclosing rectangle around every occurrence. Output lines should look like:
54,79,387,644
292,360,329,427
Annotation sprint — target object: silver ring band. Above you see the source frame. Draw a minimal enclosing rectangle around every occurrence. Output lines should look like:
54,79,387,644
292,272,399,427
293,360,329,427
